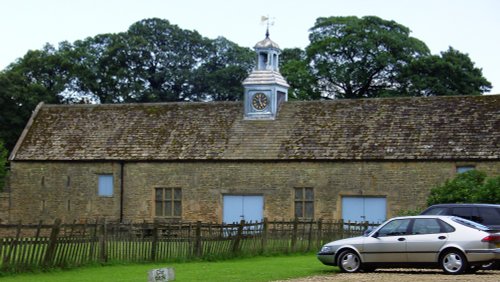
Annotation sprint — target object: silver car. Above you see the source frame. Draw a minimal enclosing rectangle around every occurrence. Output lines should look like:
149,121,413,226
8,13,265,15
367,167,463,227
317,215,500,274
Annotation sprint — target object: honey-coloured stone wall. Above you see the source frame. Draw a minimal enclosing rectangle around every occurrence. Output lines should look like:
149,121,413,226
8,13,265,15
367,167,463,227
7,160,499,224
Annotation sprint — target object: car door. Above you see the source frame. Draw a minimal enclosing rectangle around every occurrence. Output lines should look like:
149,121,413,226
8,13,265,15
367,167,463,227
363,218,410,263
405,218,450,262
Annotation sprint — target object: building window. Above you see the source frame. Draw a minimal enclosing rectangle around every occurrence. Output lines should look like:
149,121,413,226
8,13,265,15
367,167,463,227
98,175,114,197
155,188,182,218
456,165,475,173
294,187,314,219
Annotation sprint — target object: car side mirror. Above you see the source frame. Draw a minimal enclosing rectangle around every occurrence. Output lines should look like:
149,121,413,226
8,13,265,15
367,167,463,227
371,232,379,238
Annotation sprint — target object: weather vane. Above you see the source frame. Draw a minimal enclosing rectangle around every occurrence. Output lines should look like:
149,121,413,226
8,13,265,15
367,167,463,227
260,15,275,38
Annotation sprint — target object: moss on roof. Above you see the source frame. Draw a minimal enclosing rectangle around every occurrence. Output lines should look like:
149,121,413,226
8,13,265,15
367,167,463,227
10,96,500,161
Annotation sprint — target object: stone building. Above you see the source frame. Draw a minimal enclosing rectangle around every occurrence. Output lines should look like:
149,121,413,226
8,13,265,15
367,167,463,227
4,34,500,224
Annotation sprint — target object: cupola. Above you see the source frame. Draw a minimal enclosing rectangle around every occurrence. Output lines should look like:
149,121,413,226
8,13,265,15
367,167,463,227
242,30,289,120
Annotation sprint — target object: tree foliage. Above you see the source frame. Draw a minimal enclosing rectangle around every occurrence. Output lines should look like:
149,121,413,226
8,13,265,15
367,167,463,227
426,170,500,205
306,16,430,99
0,140,7,191
399,47,492,96
58,19,254,103
279,15,491,100
191,36,254,101
280,48,320,100
0,45,67,150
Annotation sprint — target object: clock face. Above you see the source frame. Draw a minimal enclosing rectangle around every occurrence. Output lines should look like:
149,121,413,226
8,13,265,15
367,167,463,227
252,93,269,110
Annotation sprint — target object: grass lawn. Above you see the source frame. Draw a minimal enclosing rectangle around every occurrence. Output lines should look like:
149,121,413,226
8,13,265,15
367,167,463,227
0,253,336,281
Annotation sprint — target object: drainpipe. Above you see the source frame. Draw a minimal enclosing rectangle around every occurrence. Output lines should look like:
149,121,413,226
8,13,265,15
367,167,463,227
120,161,125,223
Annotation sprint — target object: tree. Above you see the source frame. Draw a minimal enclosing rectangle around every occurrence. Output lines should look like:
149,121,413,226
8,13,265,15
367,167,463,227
399,47,492,96
39,18,253,103
280,48,320,100
123,18,212,102
0,45,67,151
306,16,430,99
190,36,254,101
0,140,7,191
426,170,500,205
60,19,211,103
62,33,130,103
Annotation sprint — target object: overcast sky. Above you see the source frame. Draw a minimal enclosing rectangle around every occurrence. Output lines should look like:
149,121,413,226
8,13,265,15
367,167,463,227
1,0,499,94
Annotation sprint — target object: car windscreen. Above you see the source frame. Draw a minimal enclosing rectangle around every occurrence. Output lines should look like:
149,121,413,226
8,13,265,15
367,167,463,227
451,216,489,231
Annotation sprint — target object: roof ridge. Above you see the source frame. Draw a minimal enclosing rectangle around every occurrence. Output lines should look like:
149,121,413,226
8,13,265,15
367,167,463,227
42,101,242,108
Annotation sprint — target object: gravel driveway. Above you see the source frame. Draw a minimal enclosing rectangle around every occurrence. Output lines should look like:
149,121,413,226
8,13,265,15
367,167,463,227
276,269,500,282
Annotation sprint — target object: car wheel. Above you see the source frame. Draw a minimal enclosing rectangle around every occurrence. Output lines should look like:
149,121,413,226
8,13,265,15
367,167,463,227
440,249,468,274
337,250,361,273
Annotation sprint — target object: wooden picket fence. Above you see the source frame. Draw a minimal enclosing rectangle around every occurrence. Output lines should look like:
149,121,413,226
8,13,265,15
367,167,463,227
0,218,378,272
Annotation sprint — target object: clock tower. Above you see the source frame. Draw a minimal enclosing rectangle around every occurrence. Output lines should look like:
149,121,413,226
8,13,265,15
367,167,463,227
243,30,289,120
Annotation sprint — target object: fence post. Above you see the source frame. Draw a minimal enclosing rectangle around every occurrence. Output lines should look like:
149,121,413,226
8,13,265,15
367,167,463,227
88,219,98,261
339,219,344,239
35,220,43,238
44,218,62,267
2,220,22,269
33,220,43,266
151,221,158,262
232,220,245,255
82,219,88,237
98,219,107,263
260,218,268,254
317,219,323,248
306,219,314,252
194,221,202,258
291,218,298,252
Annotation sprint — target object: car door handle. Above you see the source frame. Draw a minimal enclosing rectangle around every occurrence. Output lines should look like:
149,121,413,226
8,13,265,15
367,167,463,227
398,238,406,241
438,236,447,240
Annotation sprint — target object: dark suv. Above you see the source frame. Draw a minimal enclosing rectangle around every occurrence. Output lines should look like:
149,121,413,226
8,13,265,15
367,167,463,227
420,203,500,230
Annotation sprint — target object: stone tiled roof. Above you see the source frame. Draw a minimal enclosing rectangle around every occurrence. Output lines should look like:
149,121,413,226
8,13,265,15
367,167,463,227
10,95,500,161
242,70,290,88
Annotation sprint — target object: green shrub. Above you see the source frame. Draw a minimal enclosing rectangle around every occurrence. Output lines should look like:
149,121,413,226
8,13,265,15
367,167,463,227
395,208,423,216
427,170,500,205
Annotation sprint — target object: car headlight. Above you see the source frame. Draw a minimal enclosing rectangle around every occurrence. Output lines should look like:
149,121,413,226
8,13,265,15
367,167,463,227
320,245,334,253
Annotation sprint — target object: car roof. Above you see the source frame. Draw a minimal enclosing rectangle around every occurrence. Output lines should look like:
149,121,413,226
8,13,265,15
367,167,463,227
426,203,500,208
389,215,490,227
391,215,454,220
